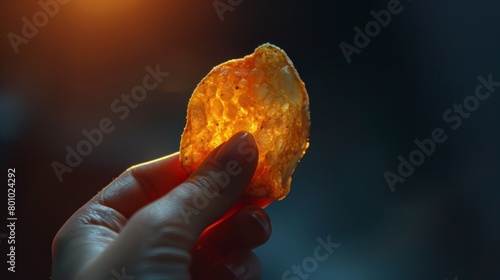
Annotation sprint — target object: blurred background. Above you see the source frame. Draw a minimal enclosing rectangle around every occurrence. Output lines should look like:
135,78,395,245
1,0,499,279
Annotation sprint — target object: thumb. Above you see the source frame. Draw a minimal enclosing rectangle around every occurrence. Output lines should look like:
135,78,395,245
133,131,259,247
167,131,259,232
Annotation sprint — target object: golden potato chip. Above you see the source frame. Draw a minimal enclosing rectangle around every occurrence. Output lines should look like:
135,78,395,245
180,43,310,200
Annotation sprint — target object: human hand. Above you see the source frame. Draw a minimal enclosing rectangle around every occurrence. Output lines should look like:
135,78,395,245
52,131,273,280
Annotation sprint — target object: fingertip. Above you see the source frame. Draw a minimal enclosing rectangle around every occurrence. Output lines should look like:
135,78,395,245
197,131,258,178
245,206,272,239
221,195,275,221
163,132,260,237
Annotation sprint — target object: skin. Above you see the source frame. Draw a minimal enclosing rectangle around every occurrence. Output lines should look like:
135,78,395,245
52,132,274,280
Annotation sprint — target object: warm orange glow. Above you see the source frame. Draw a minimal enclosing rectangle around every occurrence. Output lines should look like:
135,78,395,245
72,0,141,16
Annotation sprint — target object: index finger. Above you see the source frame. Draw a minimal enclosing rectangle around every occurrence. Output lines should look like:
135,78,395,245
96,152,188,218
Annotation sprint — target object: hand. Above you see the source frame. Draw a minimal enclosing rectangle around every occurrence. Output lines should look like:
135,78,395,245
52,132,273,280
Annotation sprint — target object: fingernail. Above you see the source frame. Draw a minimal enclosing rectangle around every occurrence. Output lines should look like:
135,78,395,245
250,210,272,237
213,131,258,169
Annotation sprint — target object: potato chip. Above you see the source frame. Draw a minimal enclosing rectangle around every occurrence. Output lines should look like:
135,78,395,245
180,43,310,200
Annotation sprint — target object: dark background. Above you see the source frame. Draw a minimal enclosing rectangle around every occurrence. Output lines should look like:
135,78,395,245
1,0,500,279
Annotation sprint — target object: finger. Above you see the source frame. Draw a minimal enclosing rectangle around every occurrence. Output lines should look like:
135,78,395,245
221,195,275,222
211,251,262,280
95,152,187,218
194,206,272,259
126,131,258,249
190,207,271,279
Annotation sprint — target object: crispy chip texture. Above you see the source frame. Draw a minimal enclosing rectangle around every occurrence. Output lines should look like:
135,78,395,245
180,43,310,200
